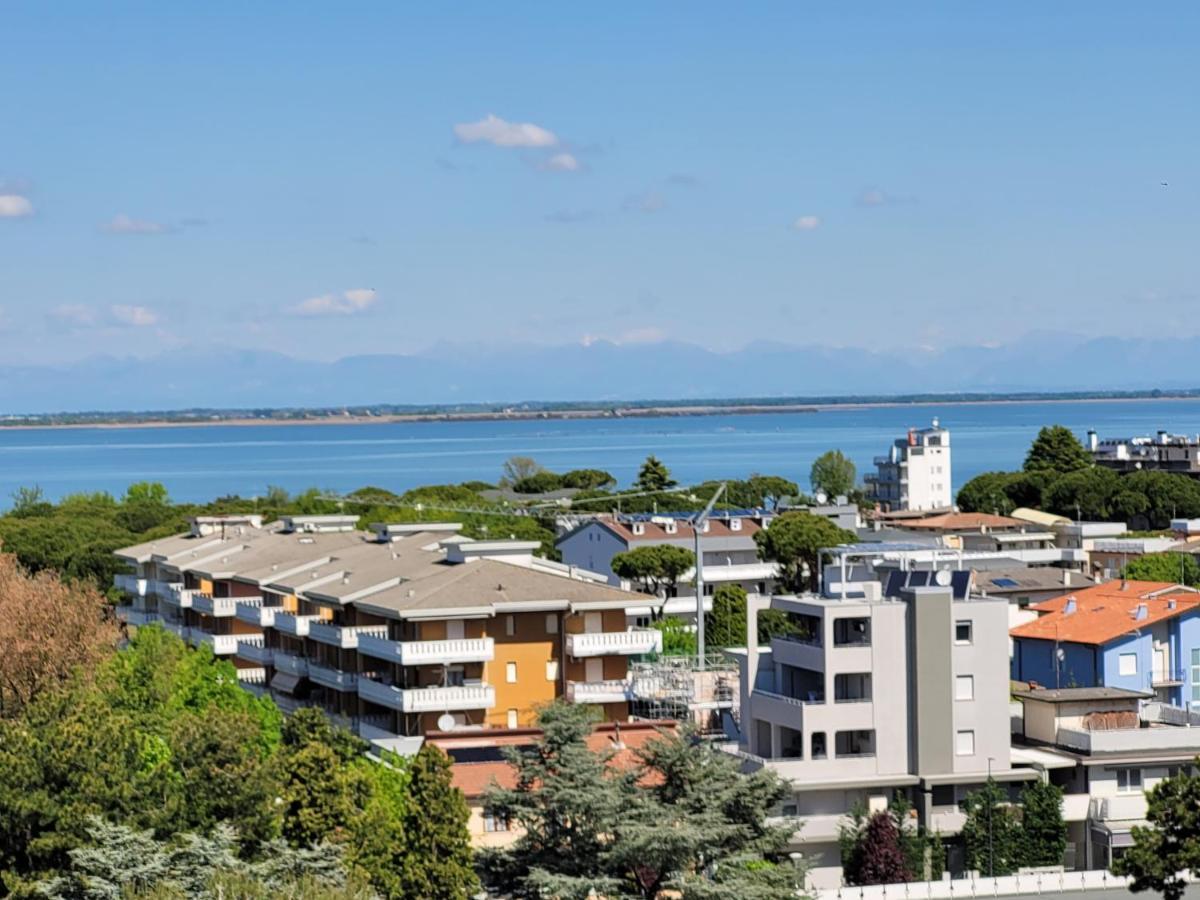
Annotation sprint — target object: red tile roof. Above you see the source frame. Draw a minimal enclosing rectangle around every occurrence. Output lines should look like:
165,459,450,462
434,720,676,798
1009,581,1200,646
897,512,1029,532
601,517,762,543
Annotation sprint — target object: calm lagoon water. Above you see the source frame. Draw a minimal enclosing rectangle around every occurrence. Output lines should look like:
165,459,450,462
2,399,1200,504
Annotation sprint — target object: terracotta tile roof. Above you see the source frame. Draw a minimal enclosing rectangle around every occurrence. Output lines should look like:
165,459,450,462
897,512,1029,532
434,721,676,798
601,517,762,543
1009,581,1200,646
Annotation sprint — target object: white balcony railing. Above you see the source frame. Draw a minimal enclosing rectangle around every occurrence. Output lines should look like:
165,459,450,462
357,678,496,713
194,632,243,655
273,651,309,677
115,574,148,597
235,635,272,665
308,623,388,650
566,629,663,658
237,667,268,685
151,580,182,599
358,634,496,666
163,584,197,609
235,598,281,628
308,662,359,692
274,612,322,637
567,680,635,704
192,594,246,618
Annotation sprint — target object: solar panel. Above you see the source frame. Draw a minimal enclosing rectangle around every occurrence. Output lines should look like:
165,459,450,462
991,577,1020,588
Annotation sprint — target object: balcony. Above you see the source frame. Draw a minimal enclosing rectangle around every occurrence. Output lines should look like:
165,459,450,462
308,662,358,692
115,574,148,597
235,635,272,665
274,612,322,637
162,584,197,609
357,678,496,713
117,607,161,627
1152,668,1187,688
273,650,309,677
566,629,663,658
358,635,496,666
237,667,268,685
150,580,182,599
308,622,388,650
567,680,635,704
161,620,190,640
193,632,242,655
192,594,246,618
1056,725,1200,755
235,598,281,628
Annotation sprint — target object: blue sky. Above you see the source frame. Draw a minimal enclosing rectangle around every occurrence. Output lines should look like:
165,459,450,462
1,3,1198,366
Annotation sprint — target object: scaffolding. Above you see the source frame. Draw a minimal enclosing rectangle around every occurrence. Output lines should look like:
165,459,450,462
629,654,740,736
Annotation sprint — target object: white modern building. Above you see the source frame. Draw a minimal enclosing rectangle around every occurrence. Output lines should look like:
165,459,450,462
733,566,1018,887
865,419,952,512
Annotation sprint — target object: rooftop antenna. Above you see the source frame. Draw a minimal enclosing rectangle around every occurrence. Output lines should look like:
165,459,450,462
692,482,726,672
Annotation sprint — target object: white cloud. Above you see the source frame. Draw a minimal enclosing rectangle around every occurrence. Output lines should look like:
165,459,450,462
540,152,581,172
623,190,666,214
50,304,98,326
453,114,558,148
0,194,34,218
103,214,170,234
110,304,160,327
292,288,378,317
792,215,821,231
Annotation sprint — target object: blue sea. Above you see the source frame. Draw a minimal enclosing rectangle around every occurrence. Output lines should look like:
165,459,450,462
2,400,1199,504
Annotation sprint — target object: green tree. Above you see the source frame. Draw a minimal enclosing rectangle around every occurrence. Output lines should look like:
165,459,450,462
1023,426,1091,475
956,472,1019,515
561,469,617,490
1114,766,1200,900
723,475,801,510
512,471,565,494
810,450,856,498
398,745,478,900
706,584,749,649
1043,467,1121,521
1122,553,1200,586
1018,779,1066,868
1122,470,1200,528
651,616,697,656
839,794,942,885
481,702,799,899
501,456,542,486
960,778,1021,877
634,455,677,492
754,511,855,593
9,485,51,518
610,544,695,598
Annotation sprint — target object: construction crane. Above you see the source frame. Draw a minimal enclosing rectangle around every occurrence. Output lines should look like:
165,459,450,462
692,482,726,671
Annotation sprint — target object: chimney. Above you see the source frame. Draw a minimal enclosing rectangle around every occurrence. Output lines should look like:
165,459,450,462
1063,569,1071,587
1134,603,1149,621
1087,430,1098,452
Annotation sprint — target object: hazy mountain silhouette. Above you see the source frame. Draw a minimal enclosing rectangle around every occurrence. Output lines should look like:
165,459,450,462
0,333,1193,414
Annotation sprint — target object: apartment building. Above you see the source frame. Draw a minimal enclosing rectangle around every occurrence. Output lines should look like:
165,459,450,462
1088,430,1200,478
1012,685,1200,870
556,511,779,613
114,516,661,746
1010,580,1200,707
865,419,952,512
734,570,1017,887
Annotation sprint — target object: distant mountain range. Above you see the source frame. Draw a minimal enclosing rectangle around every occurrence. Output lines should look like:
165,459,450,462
1,332,1196,414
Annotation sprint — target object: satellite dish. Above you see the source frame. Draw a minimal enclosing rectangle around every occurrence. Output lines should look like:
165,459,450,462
815,491,828,505
1056,648,1066,663
934,569,952,587
437,713,456,731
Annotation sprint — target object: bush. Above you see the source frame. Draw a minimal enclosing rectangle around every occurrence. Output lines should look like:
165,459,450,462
511,472,565,494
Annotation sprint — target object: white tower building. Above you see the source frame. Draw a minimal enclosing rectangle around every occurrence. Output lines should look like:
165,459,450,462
865,418,952,512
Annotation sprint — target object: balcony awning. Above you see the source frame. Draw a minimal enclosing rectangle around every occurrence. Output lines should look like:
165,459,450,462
270,672,302,694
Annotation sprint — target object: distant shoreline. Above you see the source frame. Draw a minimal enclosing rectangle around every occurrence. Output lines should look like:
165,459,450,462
0,391,1195,431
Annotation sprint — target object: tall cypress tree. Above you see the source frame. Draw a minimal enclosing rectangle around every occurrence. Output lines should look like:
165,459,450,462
399,744,478,900
1018,779,1066,868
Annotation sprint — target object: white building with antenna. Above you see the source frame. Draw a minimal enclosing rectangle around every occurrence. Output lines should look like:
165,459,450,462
865,418,952,512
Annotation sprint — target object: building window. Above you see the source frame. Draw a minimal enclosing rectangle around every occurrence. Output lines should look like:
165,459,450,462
546,660,559,681
484,810,511,832
811,732,827,760
545,614,558,634
446,666,465,687
505,615,515,636
955,621,972,645
506,661,517,683
1117,768,1142,793
955,730,975,756
506,708,518,729
955,675,974,701
1119,653,1138,677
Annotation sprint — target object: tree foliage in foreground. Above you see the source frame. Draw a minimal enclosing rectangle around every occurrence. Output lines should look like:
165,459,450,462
959,778,1066,877
838,794,943,885
1122,552,1200,587
1115,764,1200,900
610,544,695,598
479,702,802,899
810,450,856,499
